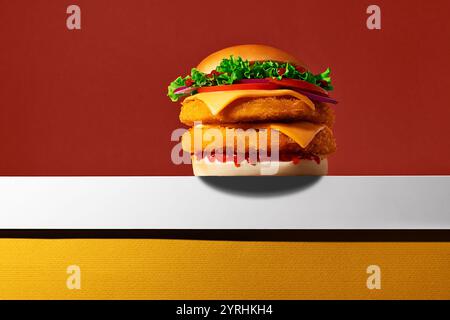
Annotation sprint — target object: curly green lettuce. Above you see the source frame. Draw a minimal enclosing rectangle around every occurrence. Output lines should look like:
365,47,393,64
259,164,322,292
168,56,334,102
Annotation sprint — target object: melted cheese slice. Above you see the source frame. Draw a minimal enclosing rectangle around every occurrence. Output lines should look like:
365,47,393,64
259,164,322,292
184,89,315,115
192,121,325,149
269,122,325,148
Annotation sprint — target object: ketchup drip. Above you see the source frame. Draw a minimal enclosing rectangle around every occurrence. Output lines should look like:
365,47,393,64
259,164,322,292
195,151,321,167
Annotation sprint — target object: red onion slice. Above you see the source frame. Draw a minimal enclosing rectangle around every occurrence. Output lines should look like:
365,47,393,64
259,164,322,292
174,81,337,104
174,86,197,95
296,89,338,104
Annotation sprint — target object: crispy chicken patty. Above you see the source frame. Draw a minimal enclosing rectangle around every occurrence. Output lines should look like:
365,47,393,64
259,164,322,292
181,125,336,156
179,97,335,127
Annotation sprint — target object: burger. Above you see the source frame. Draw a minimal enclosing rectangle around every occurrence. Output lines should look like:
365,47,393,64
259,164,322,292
168,44,337,176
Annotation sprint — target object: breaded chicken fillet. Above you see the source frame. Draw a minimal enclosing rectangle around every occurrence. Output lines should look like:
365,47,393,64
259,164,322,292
180,97,334,127
181,125,336,157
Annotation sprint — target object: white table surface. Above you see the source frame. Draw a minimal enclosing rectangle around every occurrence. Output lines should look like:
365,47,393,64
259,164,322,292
0,176,448,229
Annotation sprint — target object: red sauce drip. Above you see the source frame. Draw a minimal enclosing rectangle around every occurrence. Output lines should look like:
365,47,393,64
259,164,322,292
296,66,307,74
195,151,321,166
208,70,222,78
319,80,328,87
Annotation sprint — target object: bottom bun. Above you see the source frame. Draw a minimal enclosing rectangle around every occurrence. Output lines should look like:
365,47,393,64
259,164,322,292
191,158,328,176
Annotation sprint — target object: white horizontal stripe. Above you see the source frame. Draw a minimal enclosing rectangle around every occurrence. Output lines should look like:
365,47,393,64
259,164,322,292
0,176,448,229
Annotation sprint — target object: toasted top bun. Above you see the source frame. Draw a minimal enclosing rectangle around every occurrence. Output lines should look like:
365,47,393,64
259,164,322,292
196,44,308,74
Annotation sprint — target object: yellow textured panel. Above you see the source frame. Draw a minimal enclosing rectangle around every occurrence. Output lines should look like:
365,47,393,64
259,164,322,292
0,240,449,300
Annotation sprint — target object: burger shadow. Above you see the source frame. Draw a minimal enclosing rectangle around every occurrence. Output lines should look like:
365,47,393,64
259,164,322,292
199,176,322,198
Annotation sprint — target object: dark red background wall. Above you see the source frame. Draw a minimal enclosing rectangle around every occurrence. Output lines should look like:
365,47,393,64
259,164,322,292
1,0,449,175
